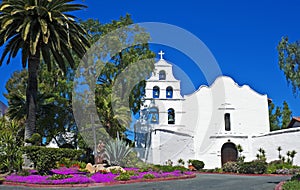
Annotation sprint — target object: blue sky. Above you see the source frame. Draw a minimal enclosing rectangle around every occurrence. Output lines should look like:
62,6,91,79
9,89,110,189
0,0,299,116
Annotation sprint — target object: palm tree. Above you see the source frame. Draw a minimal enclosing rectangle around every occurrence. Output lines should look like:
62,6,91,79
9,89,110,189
96,90,131,138
0,0,90,142
257,148,266,161
290,150,297,165
277,146,282,159
286,151,291,164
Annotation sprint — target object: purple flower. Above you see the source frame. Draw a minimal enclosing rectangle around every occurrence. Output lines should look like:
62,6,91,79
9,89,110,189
5,167,194,185
184,171,194,175
49,175,92,184
5,174,92,184
90,172,118,183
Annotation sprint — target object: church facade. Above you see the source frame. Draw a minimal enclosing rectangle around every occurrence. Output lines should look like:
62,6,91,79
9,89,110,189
134,51,300,169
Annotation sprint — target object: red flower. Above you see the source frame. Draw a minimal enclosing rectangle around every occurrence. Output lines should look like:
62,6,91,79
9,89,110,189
72,164,80,168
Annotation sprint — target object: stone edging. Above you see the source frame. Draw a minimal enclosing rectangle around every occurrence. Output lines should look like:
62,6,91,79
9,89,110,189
199,172,290,190
197,172,292,177
2,174,196,188
274,181,285,190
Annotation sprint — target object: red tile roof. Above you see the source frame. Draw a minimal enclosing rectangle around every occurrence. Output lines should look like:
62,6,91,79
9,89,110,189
294,117,300,122
287,117,300,128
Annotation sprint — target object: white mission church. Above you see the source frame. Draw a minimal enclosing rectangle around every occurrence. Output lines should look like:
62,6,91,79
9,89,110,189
134,51,300,169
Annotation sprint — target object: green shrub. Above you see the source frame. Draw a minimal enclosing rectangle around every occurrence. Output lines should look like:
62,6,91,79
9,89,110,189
146,165,188,173
126,170,137,176
79,161,87,169
214,168,223,173
23,146,83,175
143,174,155,179
222,162,239,173
47,174,73,180
202,167,223,173
267,161,299,174
269,160,283,165
121,151,145,168
291,174,300,181
153,165,176,172
267,164,277,174
0,119,23,173
17,169,30,176
0,177,4,184
110,168,120,174
25,133,42,146
138,167,150,172
239,160,267,174
115,172,132,181
56,158,86,168
78,168,88,173
58,158,72,168
282,180,300,190
172,166,188,172
190,160,205,170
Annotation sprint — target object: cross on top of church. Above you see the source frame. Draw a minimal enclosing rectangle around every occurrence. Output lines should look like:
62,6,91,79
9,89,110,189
158,50,165,60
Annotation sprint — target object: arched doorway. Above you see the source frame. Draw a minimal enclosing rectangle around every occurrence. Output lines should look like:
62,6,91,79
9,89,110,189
221,142,238,166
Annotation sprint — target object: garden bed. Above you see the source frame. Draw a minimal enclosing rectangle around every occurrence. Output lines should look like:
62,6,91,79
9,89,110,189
198,171,292,177
3,167,196,187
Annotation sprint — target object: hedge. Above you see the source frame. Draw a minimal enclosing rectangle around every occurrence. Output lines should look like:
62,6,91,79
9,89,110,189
190,160,205,170
238,160,267,174
23,146,84,175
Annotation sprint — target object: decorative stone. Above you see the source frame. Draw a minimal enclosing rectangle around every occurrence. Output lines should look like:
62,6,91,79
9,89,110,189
95,164,106,173
85,163,96,173
105,166,126,173
188,165,196,171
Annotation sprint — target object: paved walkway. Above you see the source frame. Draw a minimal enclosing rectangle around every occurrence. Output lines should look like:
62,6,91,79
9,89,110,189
0,174,291,190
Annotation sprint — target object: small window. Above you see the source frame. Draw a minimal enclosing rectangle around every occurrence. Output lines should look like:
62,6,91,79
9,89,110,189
166,86,173,98
168,108,175,124
153,86,160,98
225,113,231,131
159,70,166,80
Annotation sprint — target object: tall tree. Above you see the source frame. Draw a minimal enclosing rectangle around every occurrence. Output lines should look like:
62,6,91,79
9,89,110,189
269,101,292,130
0,0,90,142
281,101,292,129
277,37,300,94
80,15,155,138
5,63,78,147
269,102,281,131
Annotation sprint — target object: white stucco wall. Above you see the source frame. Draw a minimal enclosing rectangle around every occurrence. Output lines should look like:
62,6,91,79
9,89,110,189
178,76,269,168
252,128,300,166
140,57,300,169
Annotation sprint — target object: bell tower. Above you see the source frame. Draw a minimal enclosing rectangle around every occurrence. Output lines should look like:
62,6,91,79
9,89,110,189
134,51,186,164
142,50,184,126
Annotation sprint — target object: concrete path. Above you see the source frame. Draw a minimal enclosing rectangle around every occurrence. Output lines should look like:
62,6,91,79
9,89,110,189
0,174,291,190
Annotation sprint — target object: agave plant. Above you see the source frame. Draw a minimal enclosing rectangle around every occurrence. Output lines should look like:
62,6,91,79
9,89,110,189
104,132,132,166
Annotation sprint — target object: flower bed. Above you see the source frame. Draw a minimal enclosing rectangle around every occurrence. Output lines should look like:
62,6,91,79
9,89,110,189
4,167,194,185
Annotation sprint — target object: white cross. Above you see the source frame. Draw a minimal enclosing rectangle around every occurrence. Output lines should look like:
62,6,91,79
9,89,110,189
158,50,165,60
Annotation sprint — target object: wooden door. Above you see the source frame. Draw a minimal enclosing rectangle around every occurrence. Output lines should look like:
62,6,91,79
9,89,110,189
221,143,238,166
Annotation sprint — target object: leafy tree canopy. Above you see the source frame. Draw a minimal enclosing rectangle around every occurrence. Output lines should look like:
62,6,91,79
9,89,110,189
269,101,292,131
278,37,300,94
79,15,155,138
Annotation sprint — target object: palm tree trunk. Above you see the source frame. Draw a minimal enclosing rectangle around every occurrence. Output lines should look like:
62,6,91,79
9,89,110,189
23,51,40,168
24,51,40,143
